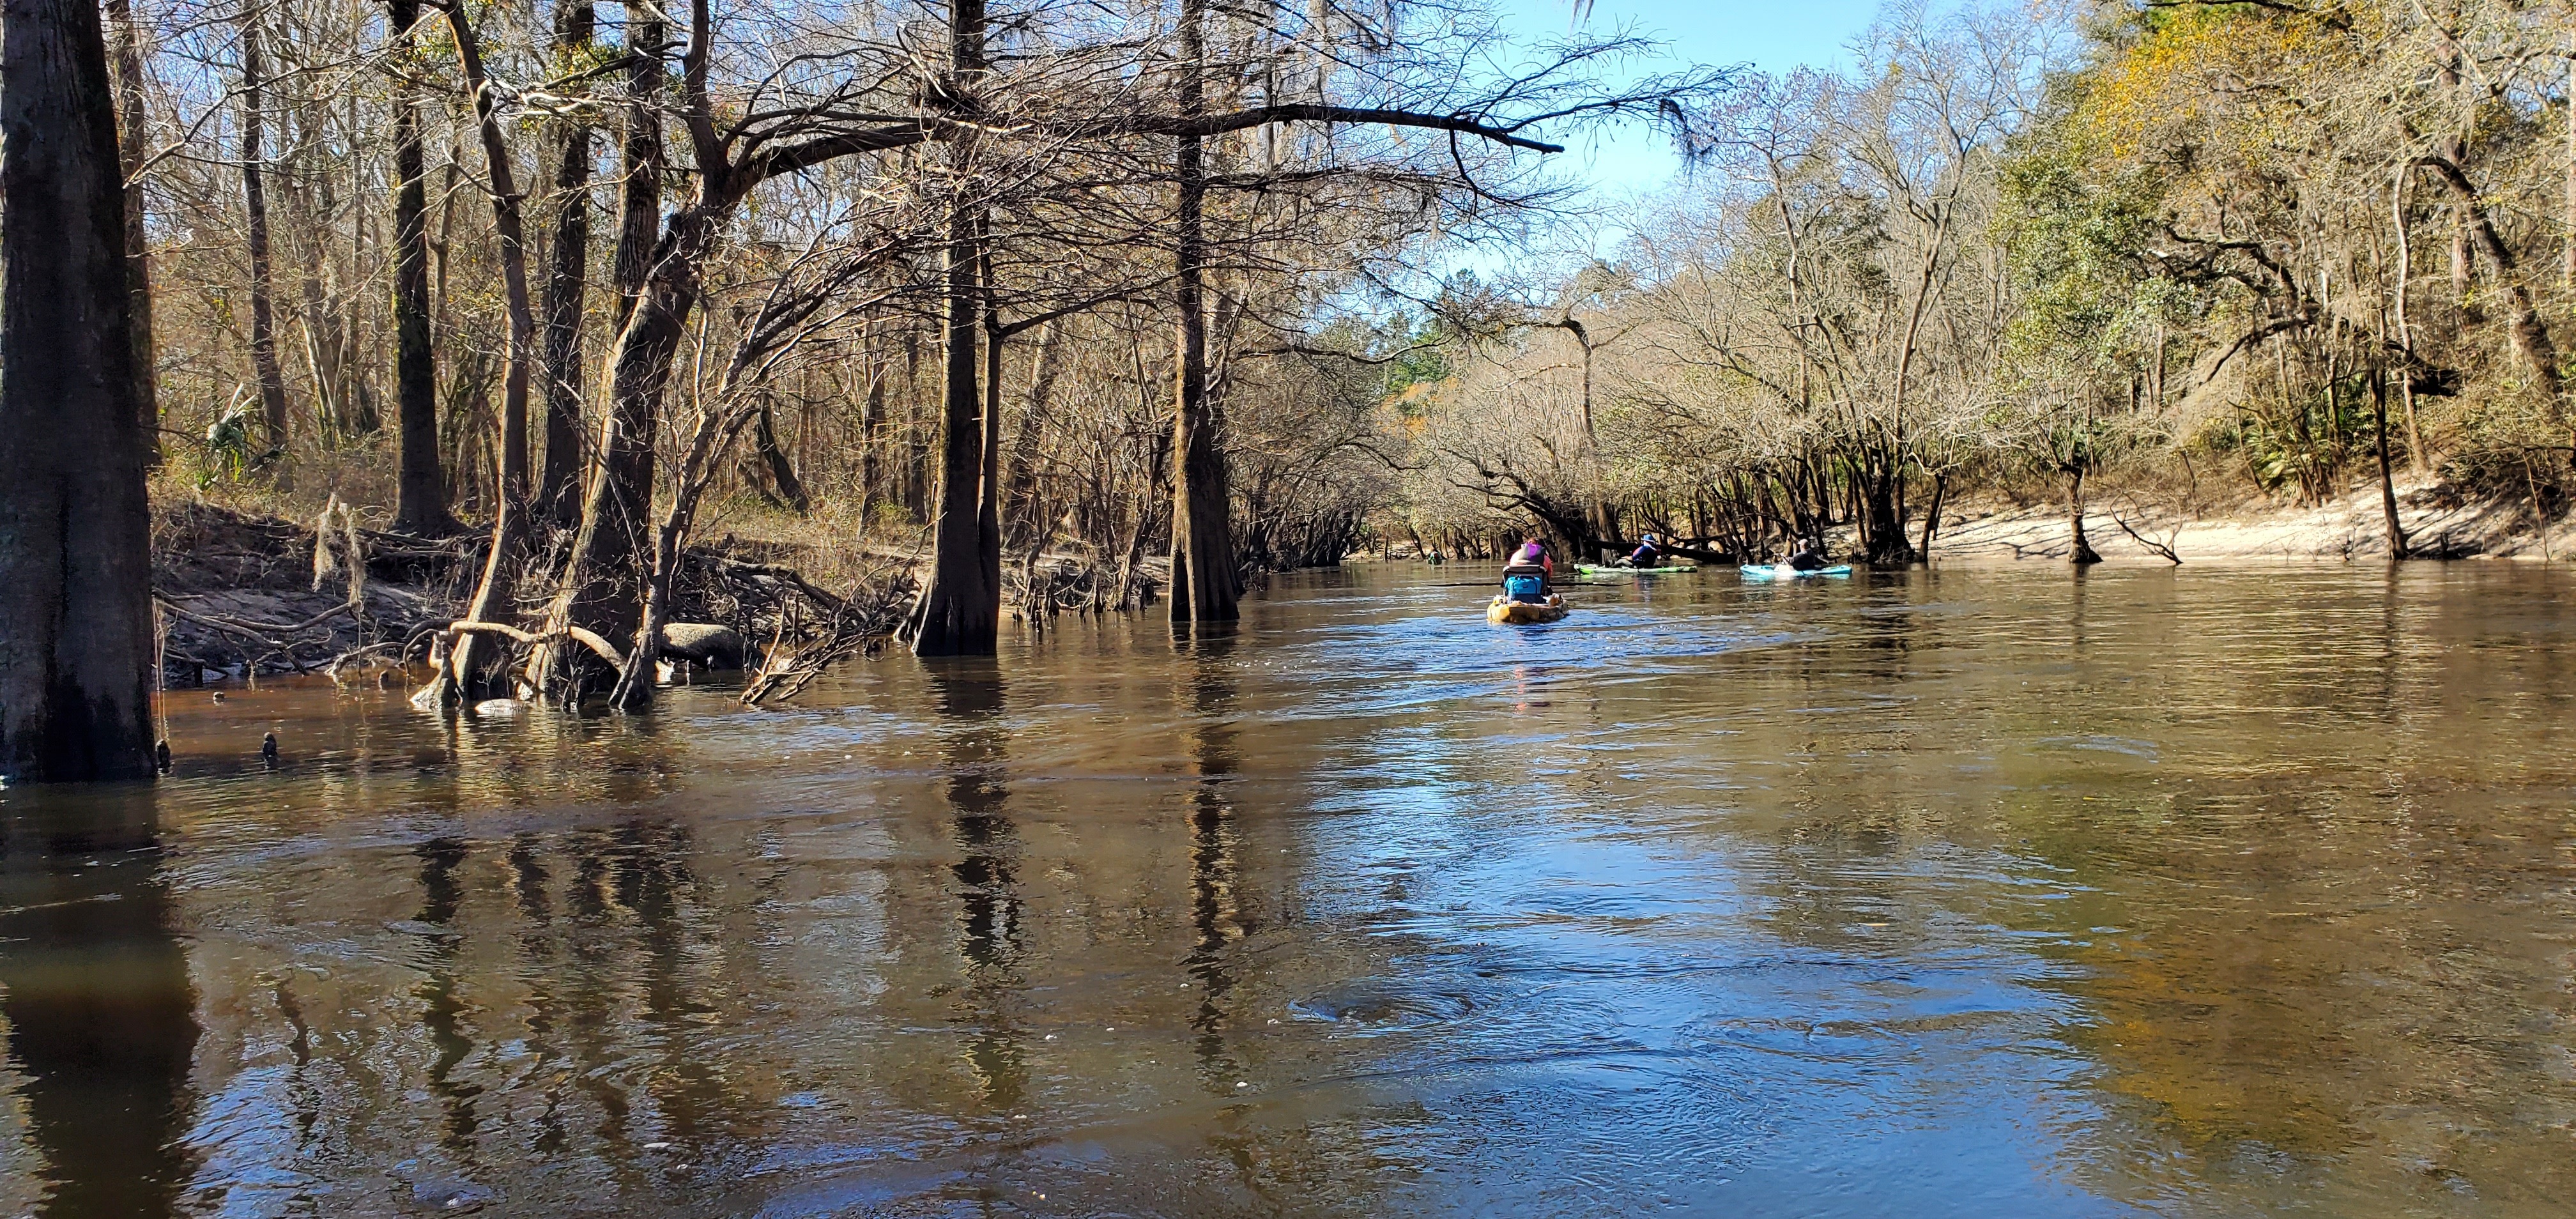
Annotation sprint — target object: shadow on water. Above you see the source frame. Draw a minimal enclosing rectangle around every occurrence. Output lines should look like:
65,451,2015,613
0,788,200,1218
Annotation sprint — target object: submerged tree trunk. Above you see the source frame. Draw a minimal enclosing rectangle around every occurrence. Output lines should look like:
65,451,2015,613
1857,457,1914,564
439,0,541,693
389,0,448,534
912,203,997,656
1167,0,1238,627
2067,466,2102,565
2373,369,2411,559
0,0,160,780
528,204,718,696
913,0,999,657
535,0,595,529
239,17,289,454
526,10,675,697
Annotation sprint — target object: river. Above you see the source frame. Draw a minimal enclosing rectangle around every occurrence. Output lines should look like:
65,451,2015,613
1,562,2571,1216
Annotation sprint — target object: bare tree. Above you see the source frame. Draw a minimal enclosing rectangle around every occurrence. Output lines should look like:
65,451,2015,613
389,0,451,533
240,12,292,455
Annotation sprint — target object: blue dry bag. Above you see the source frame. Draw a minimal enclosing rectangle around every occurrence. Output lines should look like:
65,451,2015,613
1503,573,1544,599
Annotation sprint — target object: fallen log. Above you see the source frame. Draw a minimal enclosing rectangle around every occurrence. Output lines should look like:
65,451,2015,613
660,622,748,668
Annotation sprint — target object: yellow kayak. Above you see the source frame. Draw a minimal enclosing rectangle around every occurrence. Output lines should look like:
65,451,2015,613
1488,594,1568,625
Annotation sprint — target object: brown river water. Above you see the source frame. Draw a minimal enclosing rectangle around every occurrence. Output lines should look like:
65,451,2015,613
2,562,2573,1217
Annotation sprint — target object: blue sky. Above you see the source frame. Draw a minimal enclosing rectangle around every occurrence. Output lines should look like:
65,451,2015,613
1489,0,1886,204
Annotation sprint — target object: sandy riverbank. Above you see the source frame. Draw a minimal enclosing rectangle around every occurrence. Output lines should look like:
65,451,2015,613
1921,477,2574,564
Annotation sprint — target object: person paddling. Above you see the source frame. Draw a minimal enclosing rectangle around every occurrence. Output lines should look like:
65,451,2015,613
1501,537,1554,603
1620,533,1667,569
1786,539,1829,571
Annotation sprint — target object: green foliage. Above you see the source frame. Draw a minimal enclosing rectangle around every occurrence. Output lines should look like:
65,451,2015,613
2210,374,2379,501
1995,126,2180,383
1311,300,1470,413
554,35,621,81
199,398,263,486
1379,314,1453,399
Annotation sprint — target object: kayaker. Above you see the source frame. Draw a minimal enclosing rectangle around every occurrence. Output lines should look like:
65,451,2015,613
1786,539,1828,571
1510,538,1555,578
1621,533,1666,569
1502,537,1554,603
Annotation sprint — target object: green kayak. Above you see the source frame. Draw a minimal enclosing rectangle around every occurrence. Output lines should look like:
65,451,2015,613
1739,563,1852,579
1574,564,1699,576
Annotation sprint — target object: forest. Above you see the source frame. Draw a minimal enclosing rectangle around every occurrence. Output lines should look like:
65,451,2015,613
6,0,2575,779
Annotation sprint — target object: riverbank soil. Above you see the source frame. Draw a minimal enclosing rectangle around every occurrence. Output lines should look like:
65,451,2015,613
148,500,919,684
1928,477,2573,562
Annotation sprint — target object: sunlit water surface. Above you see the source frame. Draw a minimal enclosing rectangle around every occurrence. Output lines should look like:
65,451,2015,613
3,562,2573,1217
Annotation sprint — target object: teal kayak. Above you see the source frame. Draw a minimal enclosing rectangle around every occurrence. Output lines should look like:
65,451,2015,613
1740,563,1851,579
1574,564,1699,576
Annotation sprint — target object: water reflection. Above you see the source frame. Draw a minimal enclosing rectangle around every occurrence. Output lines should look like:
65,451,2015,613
0,565,2571,1215
928,661,1025,1116
1182,635,1252,1084
0,790,199,1218
413,836,482,1151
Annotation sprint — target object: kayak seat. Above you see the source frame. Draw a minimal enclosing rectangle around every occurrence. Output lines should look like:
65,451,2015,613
1501,564,1549,602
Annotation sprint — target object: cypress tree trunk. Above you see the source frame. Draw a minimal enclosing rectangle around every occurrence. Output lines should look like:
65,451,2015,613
913,0,999,657
912,202,997,656
608,3,664,329
0,0,161,780
1167,0,1238,627
525,2,674,696
2373,369,2411,559
535,0,595,529
440,0,540,693
530,205,715,694
102,0,157,463
239,17,290,454
2068,465,2102,565
388,0,450,534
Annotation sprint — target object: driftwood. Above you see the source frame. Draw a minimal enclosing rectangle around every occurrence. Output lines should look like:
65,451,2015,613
157,596,355,639
153,596,357,673
410,619,625,709
2110,495,2185,565
441,619,623,664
